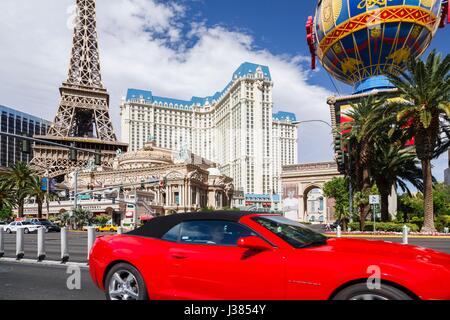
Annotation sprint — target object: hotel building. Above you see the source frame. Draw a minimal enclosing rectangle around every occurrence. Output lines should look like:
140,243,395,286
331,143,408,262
120,63,298,203
0,105,51,168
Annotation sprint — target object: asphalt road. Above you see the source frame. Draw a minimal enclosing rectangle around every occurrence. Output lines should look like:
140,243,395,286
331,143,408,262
0,261,104,300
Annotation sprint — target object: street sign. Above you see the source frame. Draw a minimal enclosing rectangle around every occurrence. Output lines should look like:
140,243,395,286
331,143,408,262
369,195,380,205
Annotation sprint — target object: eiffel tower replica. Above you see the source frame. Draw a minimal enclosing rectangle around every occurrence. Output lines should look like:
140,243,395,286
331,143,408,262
32,0,127,179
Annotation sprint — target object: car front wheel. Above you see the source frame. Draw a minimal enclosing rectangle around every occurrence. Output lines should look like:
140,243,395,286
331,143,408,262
105,263,148,301
24,228,29,234
332,283,413,300
6,229,11,234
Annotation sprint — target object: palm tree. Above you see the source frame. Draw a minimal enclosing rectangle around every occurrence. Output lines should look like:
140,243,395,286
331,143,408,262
372,144,425,221
387,50,450,232
341,96,395,230
0,180,15,211
4,162,35,217
25,176,47,219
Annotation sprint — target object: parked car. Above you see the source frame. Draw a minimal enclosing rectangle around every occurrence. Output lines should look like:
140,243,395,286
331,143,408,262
83,225,99,232
30,219,61,233
4,221,42,234
89,212,450,300
97,224,118,233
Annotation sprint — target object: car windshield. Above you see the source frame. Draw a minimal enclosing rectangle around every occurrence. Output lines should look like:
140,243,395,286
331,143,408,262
252,216,327,248
22,222,32,225
40,221,52,225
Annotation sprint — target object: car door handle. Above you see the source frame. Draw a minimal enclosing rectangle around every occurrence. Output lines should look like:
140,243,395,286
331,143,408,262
171,254,188,260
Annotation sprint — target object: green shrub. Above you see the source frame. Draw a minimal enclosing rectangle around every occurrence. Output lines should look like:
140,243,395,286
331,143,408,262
348,221,419,232
435,215,450,232
93,214,111,225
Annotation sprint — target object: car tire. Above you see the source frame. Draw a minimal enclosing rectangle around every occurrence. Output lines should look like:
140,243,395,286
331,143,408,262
24,228,29,234
332,283,413,300
105,263,148,301
6,228,11,234
110,228,115,232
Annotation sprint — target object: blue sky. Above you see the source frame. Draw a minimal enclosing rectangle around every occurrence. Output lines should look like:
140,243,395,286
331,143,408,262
0,0,448,180
185,0,449,94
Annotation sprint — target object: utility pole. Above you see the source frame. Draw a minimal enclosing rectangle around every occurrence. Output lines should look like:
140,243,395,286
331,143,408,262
348,140,353,223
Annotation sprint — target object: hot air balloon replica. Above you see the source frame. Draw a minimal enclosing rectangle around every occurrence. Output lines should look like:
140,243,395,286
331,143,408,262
306,0,449,172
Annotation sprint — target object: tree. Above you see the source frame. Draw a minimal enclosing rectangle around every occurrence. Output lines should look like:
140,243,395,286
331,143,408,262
323,177,350,230
4,162,35,217
0,207,13,222
25,176,46,219
372,144,425,221
0,179,15,212
341,97,394,230
71,207,93,230
387,50,450,232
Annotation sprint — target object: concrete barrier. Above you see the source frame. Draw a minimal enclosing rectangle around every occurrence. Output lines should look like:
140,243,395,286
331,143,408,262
402,225,408,245
0,227,4,258
87,227,96,260
16,227,24,260
61,227,69,263
37,227,46,261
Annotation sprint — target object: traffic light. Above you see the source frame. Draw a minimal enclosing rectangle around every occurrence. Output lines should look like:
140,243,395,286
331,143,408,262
334,135,342,152
94,151,101,166
69,143,77,161
96,194,102,202
21,137,31,154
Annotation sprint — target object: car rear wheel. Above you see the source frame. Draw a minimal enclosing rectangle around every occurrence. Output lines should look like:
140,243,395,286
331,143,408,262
24,228,29,234
6,229,11,234
105,263,148,300
332,283,413,300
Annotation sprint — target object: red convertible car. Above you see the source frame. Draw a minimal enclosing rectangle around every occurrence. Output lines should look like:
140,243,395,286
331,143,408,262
89,212,450,300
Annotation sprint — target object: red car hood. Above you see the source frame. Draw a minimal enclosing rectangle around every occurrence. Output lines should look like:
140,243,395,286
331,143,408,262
325,238,450,266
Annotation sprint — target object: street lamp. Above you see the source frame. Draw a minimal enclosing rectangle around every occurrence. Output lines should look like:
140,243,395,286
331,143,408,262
292,119,332,129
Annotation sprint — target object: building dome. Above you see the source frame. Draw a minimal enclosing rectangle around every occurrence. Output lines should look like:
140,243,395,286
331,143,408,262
312,0,443,93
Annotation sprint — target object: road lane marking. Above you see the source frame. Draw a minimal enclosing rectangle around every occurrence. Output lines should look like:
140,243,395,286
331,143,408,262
0,257,88,268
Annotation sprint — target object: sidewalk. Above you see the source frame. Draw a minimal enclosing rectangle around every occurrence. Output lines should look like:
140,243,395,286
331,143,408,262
324,232,450,239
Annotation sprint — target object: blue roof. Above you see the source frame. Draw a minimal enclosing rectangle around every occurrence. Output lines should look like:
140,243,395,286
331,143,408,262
126,62,271,108
233,62,271,80
273,111,297,122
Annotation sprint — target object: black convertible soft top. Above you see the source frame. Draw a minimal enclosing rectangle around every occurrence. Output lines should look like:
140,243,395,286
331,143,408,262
126,211,261,239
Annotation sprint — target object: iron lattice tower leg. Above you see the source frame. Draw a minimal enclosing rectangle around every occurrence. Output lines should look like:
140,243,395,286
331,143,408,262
31,0,127,178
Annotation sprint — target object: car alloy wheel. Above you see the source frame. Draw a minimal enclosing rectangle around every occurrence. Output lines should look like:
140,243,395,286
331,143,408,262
349,294,389,300
108,270,140,300
6,229,11,234
332,283,413,300
24,228,29,234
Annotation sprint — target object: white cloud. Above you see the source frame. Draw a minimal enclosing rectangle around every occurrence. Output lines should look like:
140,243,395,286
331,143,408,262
0,0,335,165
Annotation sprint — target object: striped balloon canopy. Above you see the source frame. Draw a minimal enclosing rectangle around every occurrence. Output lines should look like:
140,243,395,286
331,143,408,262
313,0,443,93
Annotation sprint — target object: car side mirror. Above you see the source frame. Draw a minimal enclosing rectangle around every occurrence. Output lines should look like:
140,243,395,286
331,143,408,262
237,236,273,251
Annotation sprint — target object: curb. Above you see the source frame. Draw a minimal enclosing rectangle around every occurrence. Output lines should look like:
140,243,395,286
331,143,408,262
0,257,88,268
326,234,450,239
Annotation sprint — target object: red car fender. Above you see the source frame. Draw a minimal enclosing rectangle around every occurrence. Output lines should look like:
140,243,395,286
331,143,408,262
91,235,175,299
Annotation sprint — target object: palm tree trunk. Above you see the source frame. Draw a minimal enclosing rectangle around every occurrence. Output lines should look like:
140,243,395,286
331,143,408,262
421,159,436,232
18,199,24,218
380,189,390,222
359,166,371,231
37,200,43,219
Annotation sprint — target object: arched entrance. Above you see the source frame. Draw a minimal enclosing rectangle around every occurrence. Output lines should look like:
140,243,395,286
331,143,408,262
303,186,325,224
